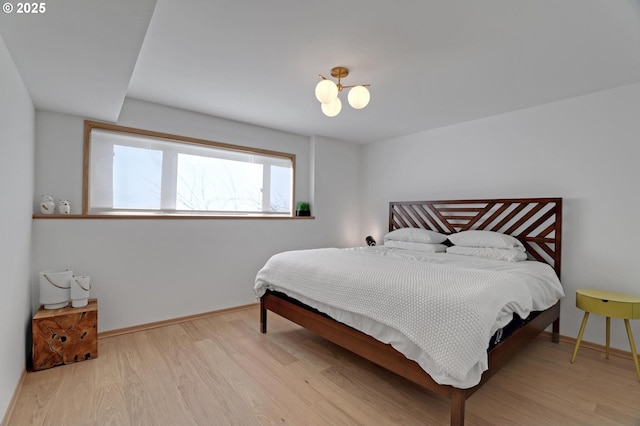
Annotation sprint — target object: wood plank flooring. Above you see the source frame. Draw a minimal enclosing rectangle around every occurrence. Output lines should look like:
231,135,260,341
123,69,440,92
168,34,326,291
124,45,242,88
7,305,640,425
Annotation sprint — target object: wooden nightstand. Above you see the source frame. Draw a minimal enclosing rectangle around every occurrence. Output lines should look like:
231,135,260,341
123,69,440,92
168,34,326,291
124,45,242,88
32,298,98,371
571,289,640,381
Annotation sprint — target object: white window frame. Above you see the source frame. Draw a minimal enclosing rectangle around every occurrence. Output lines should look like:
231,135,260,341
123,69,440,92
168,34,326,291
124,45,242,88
83,121,296,217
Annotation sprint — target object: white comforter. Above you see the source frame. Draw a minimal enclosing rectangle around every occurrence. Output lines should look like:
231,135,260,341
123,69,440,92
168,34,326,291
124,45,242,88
254,246,564,388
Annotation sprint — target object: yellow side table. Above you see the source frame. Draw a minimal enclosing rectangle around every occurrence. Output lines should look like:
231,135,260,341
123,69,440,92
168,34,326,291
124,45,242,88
571,289,640,381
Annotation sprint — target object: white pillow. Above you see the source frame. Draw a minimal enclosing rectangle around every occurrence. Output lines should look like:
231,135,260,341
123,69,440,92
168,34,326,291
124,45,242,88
384,240,447,253
447,230,525,252
446,246,528,262
384,228,448,244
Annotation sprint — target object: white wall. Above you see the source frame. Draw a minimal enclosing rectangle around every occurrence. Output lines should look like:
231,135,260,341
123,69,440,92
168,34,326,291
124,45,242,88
0,36,35,419
32,99,362,332
361,83,640,351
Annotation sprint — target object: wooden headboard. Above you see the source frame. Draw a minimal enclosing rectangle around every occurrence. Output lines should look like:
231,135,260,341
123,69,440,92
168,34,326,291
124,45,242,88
389,198,562,278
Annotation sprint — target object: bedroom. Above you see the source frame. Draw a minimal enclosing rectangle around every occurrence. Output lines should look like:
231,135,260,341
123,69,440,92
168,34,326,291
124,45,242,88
1,0,640,424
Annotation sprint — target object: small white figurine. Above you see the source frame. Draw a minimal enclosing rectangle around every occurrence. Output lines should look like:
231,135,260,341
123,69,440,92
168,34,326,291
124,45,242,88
57,199,71,214
40,195,55,214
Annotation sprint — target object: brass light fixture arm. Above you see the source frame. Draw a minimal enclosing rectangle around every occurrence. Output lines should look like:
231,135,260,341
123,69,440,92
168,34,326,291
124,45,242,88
340,84,371,89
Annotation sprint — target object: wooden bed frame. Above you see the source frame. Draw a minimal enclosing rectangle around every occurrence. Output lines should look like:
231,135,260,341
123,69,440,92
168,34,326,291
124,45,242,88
260,197,562,425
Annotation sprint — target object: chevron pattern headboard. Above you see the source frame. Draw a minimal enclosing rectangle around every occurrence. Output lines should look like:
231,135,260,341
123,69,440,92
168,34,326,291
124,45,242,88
389,198,563,278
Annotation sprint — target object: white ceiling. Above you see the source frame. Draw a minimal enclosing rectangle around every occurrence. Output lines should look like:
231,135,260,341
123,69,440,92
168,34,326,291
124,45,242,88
2,0,640,143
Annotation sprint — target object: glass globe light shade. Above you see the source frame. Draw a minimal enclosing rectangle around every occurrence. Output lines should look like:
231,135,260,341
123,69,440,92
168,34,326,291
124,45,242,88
347,85,370,109
315,79,338,103
321,97,342,117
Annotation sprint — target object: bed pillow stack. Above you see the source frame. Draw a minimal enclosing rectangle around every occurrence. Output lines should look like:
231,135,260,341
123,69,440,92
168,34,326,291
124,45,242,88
446,230,527,261
383,228,448,253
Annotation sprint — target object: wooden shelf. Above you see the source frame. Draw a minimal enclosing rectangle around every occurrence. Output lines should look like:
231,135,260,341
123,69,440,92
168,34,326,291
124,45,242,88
33,214,315,220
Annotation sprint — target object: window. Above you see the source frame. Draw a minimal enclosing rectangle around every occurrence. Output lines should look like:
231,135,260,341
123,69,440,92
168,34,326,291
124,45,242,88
83,121,295,216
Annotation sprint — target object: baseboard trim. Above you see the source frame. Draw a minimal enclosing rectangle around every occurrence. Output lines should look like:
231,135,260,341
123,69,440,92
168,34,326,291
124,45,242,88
98,303,258,339
540,331,634,360
1,368,27,426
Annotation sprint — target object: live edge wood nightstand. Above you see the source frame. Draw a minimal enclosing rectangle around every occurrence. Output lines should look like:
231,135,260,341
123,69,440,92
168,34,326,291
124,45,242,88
32,299,98,371
571,289,640,381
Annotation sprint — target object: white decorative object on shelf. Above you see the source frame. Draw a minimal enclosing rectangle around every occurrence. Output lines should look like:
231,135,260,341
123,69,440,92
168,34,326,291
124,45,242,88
71,276,91,308
40,195,55,214
57,199,70,214
39,269,72,309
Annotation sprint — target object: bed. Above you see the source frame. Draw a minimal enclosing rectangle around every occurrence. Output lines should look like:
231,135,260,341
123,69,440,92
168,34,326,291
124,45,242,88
255,197,563,425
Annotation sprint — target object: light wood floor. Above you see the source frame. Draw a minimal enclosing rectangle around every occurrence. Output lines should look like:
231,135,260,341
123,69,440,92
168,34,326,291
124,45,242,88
7,305,640,425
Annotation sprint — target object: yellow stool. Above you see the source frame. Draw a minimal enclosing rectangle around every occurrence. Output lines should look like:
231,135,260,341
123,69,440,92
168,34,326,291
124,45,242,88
571,289,640,381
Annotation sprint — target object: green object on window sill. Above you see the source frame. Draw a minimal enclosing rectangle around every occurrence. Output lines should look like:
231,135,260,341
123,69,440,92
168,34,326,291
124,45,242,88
295,202,310,216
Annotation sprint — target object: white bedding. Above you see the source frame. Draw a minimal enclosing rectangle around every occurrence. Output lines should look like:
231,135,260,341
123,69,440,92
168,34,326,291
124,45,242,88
254,246,564,389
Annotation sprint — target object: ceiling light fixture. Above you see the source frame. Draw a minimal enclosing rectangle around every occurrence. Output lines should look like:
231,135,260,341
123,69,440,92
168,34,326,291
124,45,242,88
315,66,370,117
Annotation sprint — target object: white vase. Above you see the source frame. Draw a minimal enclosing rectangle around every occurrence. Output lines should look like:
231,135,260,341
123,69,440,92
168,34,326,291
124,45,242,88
39,269,72,309
71,276,91,308
57,199,70,214
40,195,55,214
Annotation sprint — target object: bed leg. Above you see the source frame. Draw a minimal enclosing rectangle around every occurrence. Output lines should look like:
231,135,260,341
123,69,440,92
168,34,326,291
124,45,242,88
450,389,465,426
552,317,560,343
260,297,267,333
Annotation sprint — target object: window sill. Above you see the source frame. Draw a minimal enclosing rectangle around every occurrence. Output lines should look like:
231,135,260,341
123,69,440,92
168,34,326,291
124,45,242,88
33,214,315,220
